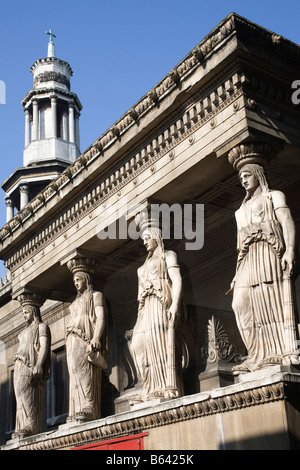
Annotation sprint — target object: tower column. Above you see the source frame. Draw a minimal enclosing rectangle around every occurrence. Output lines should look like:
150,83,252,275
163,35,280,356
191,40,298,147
62,112,68,141
20,184,29,209
5,197,14,222
25,109,31,147
69,103,75,143
75,113,80,149
51,96,57,138
32,99,39,140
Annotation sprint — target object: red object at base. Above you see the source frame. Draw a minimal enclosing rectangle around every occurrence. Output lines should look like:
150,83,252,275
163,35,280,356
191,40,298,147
71,432,148,450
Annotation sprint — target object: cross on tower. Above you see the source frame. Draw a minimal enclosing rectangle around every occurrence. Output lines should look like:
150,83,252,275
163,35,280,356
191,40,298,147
46,29,56,57
46,29,56,44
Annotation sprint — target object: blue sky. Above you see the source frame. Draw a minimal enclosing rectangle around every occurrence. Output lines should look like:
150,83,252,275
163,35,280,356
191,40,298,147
0,0,299,237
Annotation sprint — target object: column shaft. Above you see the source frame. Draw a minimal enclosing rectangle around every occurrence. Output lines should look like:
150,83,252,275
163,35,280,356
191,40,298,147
51,97,57,138
75,114,80,149
5,197,14,222
62,112,68,140
25,109,31,147
20,185,29,209
32,100,39,140
69,104,75,143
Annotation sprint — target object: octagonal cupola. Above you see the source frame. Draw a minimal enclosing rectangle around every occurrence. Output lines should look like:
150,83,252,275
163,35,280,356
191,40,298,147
22,29,82,167
2,31,83,221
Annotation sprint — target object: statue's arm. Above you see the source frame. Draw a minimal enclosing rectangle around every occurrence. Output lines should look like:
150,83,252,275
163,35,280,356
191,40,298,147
33,325,50,376
91,292,105,350
272,190,296,275
166,251,182,324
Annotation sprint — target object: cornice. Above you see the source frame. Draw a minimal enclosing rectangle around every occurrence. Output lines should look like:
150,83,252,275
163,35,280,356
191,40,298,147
21,86,82,111
1,162,69,193
30,56,73,76
232,13,300,62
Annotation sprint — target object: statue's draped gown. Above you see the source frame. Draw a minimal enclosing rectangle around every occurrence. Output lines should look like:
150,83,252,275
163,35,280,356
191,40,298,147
233,190,287,370
14,322,50,435
131,251,181,399
66,291,102,419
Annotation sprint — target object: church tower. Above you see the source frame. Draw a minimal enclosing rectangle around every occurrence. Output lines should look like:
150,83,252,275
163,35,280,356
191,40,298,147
2,30,82,221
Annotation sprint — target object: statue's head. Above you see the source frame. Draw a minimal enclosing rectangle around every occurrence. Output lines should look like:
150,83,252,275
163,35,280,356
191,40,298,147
22,305,41,324
239,168,259,193
142,227,164,255
73,271,92,294
239,163,269,200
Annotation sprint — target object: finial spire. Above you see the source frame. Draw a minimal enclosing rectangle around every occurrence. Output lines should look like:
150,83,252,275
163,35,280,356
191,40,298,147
46,29,56,57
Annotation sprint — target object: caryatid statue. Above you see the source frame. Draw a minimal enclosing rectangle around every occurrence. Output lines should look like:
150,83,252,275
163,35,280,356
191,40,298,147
130,212,184,402
13,294,51,438
228,143,299,374
66,258,108,422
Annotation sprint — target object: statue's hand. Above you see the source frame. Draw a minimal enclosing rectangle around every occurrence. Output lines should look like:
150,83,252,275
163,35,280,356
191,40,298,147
281,251,294,277
90,338,101,351
32,364,43,377
167,307,178,327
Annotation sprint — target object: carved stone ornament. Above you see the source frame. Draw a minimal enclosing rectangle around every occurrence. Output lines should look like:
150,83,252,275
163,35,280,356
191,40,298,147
228,142,274,171
67,257,98,275
201,316,242,364
134,209,159,236
34,71,70,90
17,292,45,308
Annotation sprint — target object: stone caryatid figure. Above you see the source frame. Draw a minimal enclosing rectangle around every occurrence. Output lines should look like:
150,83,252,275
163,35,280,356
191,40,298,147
228,143,299,374
13,294,51,438
66,258,107,422
130,213,183,402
